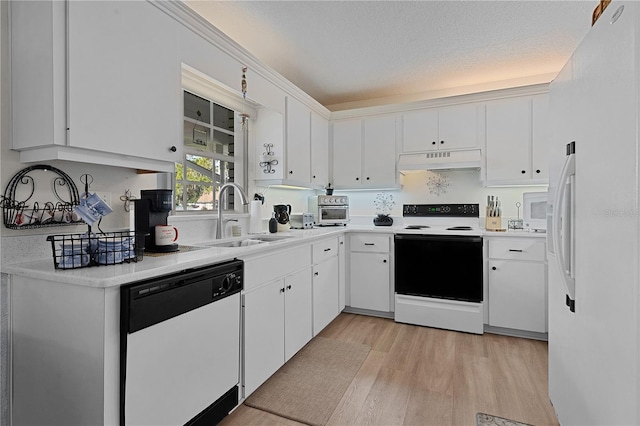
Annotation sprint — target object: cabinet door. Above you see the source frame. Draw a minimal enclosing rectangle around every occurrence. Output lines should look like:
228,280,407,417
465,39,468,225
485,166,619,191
363,115,397,186
402,109,438,152
311,111,329,187
332,120,363,186
488,260,546,333
532,94,550,181
312,256,340,336
284,268,313,361
350,252,390,312
485,97,532,181
338,237,346,311
438,103,481,150
243,280,285,396
67,1,181,162
286,96,311,183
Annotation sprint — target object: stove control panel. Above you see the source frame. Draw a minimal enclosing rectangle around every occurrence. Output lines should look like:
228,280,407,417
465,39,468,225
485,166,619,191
403,204,479,217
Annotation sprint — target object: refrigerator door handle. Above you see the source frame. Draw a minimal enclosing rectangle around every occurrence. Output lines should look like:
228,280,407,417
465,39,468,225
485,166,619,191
552,149,576,302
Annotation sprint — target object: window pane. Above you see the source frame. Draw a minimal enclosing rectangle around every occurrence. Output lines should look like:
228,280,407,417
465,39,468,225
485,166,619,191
184,92,210,124
175,182,184,210
175,163,184,180
184,184,214,211
186,155,213,183
184,120,210,151
213,104,234,130
212,130,234,156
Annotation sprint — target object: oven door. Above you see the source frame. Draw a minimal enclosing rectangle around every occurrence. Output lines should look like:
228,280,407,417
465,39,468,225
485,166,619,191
394,234,483,302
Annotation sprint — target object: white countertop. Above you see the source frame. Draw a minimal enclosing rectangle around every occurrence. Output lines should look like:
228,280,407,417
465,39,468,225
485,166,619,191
2,225,544,288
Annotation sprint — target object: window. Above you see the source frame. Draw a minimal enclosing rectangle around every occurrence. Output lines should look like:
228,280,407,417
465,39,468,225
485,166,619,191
176,91,242,211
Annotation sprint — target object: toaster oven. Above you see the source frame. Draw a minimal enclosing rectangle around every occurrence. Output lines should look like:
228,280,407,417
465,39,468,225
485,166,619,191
309,195,349,226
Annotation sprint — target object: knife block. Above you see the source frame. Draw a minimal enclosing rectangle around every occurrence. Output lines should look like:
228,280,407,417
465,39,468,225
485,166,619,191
485,207,502,231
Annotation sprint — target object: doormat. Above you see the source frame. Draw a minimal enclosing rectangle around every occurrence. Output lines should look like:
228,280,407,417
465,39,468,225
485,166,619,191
477,413,533,426
244,336,371,426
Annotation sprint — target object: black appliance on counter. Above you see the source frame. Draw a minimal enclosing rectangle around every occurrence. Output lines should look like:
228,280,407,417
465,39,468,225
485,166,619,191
134,189,177,253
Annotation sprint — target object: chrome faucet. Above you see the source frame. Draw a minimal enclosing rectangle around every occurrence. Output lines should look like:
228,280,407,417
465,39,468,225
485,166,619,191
216,182,249,239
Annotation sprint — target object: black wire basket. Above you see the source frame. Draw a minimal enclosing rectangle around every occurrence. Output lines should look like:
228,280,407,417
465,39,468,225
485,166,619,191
47,231,143,269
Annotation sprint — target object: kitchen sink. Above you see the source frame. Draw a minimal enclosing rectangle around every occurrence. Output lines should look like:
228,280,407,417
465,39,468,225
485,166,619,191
196,234,294,248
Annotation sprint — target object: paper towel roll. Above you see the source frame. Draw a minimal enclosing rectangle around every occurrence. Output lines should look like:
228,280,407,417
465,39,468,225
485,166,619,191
249,200,263,234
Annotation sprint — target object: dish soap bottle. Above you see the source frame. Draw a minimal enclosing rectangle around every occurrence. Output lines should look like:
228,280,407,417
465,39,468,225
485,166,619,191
269,212,278,233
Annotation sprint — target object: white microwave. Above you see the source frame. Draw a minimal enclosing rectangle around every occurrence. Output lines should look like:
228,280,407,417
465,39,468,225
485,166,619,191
523,192,548,232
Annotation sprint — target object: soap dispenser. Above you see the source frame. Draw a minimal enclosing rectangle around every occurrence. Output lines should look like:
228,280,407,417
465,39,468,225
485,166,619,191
269,212,278,233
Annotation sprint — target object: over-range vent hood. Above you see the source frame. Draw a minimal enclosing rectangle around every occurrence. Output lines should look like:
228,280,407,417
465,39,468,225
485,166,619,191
398,149,481,172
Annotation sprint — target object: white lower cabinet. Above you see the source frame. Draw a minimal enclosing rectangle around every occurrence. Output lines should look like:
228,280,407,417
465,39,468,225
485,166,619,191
486,237,547,334
243,267,312,397
312,238,341,336
348,233,392,312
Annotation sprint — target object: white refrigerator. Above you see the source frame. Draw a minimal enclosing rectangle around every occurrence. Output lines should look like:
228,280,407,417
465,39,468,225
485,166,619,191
547,2,640,425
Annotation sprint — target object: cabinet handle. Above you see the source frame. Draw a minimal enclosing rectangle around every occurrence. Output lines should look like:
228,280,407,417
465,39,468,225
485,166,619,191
364,243,375,246
508,249,523,252
536,169,541,174
313,175,316,179
366,177,370,180
383,259,387,263
280,287,285,293
340,241,344,245
521,170,526,174
432,141,436,145
289,170,293,175
440,140,444,144
169,145,177,152
287,285,292,290
314,272,319,276
356,177,360,181
492,266,497,270
324,248,331,252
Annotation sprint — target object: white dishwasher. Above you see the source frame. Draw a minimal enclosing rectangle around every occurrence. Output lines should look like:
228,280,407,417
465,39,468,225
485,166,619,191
120,259,243,425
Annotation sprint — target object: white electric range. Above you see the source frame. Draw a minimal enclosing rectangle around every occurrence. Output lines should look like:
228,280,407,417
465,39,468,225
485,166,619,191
394,204,484,334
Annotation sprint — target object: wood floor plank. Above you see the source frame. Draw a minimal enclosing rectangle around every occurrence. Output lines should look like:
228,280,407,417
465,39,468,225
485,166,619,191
326,350,386,426
353,366,412,426
403,387,453,426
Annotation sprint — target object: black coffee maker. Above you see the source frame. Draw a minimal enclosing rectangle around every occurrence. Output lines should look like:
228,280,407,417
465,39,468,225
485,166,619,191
134,189,178,253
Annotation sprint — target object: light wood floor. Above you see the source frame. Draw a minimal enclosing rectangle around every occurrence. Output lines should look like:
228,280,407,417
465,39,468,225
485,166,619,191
221,313,558,426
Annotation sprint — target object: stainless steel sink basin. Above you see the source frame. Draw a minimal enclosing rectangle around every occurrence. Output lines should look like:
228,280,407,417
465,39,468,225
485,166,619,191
196,234,294,248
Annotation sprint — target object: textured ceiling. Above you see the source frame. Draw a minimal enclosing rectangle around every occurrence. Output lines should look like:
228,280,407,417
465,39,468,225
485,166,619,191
184,1,594,110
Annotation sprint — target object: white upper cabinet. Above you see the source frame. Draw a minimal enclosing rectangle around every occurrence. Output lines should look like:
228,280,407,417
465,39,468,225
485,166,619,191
285,96,312,183
331,115,398,188
402,103,482,153
311,111,330,188
484,93,549,185
332,119,363,186
10,1,181,172
254,96,329,189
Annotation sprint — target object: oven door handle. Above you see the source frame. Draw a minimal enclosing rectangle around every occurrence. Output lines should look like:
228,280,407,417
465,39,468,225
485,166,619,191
394,234,482,244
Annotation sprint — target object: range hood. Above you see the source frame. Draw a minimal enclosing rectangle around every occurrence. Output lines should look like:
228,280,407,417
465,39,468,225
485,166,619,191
398,149,481,172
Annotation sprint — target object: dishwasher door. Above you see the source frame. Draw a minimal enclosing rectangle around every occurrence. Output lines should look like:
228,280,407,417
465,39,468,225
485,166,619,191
121,260,242,426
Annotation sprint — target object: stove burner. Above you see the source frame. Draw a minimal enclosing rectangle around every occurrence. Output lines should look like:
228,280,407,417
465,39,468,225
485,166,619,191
405,225,430,229
446,226,473,231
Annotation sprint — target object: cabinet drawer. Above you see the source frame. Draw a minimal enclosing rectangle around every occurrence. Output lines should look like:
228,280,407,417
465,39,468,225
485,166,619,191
312,238,339,264
350,234,390,253
488,238,546,261
244,246,312,291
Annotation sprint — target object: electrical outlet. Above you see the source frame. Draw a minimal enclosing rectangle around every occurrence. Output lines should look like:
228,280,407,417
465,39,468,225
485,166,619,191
94,191,112,207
